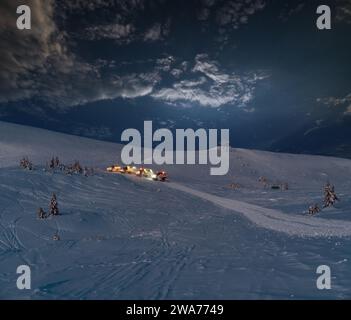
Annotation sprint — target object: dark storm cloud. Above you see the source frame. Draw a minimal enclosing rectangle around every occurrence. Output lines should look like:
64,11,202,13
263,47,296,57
0,0,271,109
60,0,146,12
0,0,163,108
85,23,135,42
214,0,266,28
68,0,171,44
336,0,351,23
83,20,171,43
193,0,267,49
0,0,69,103
317,94,351,117
4,0,351,112
0,0,102,107
196,0,266,31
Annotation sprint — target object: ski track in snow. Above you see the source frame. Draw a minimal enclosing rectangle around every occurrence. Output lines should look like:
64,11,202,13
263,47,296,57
2,122,351,299
166,182,351,238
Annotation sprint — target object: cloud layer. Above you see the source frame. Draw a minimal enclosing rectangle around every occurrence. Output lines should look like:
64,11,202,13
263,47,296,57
317,93,351,116
5,0,350,113
0,0,68,102
152,54,268,108
0,0,271,110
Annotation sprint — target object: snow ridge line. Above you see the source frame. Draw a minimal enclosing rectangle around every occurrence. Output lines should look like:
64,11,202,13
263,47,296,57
166,183,351,238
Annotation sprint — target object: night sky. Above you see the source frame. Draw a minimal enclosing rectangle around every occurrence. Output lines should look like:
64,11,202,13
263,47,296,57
1,0,351,157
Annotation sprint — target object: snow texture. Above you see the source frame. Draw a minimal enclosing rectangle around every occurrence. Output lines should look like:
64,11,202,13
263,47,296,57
0,121,351,299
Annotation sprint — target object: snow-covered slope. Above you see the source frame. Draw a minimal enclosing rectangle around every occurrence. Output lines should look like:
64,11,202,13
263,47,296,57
0,121,351,299
0,121,123,168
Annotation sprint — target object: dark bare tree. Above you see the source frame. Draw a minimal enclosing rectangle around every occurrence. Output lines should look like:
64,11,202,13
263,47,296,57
37,207,46,219
308,204,320,215
323,182,339,208
49,193,59,216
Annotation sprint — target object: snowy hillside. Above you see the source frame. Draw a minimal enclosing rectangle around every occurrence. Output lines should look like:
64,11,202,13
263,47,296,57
0,121,123,168
1,121,351,299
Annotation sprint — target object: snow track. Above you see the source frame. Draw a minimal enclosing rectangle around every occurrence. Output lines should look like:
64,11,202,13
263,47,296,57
166,183,351,238
0,222,24,252
2,122,351,299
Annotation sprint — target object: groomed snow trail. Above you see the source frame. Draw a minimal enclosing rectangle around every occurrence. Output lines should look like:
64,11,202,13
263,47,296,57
166,182,351,238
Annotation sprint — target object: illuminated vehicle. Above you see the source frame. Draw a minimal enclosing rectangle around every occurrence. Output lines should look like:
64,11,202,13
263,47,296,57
121,166,138,174
144,168,157,179
106,165,122,173
154,171,168,182
107,165,166,181
137,167,157,179
107,165,137,174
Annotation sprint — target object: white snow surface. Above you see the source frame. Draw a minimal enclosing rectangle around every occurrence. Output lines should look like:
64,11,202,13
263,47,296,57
0,121,351,299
